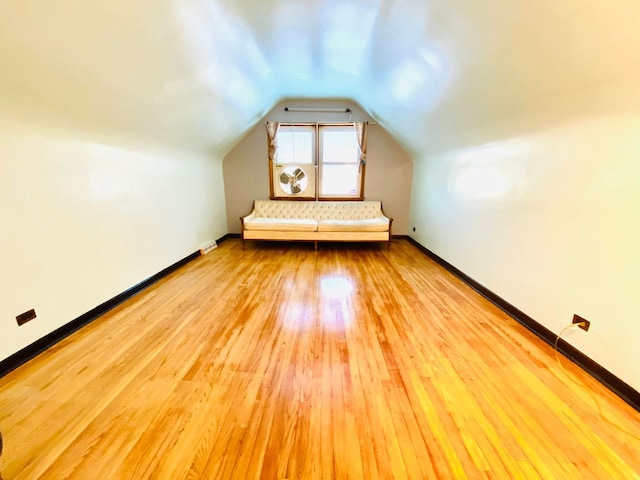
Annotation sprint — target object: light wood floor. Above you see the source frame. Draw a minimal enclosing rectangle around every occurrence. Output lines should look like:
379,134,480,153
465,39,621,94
0,239,638,479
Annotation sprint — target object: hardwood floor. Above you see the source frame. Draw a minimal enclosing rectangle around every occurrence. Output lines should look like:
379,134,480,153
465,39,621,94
0,239,638,479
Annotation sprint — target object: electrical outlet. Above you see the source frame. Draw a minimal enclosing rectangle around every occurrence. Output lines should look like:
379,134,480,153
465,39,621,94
412,227,416,232
572,314,590,332
16,309,37,326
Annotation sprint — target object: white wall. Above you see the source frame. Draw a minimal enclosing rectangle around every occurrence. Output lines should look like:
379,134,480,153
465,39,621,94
0,116,227,363
409,107,640,391
223,100,413,235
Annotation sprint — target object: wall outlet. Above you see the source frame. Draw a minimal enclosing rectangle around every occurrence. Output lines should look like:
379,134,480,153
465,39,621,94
412,227,416,232
200,240,218,255
572,314,590,332
16,308,37,326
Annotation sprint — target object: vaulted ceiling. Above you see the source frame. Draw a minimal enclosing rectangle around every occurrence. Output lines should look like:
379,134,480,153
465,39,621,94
1,0,639,155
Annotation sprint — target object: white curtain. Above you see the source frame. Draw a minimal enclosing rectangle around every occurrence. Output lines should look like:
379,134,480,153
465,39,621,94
355,122,367,172
266,121,280,163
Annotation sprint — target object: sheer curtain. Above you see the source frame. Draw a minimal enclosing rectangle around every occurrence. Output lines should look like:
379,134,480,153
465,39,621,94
355,122,368,172
266,121,280,163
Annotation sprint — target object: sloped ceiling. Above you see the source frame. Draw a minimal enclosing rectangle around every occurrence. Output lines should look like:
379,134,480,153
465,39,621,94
1,0,639,155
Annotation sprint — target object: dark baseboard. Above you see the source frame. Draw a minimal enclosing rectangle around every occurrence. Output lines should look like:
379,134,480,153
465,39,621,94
406,236,640,413
392,234,409,240
0,250,201,379
220,233,241,241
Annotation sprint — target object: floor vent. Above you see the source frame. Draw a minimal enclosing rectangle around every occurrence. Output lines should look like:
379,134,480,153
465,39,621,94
200,240,218,255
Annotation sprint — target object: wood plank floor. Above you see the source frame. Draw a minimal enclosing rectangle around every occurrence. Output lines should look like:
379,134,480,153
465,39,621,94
0,239,639,479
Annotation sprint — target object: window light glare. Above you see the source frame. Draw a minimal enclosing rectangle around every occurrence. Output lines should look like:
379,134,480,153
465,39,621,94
453,166,512,200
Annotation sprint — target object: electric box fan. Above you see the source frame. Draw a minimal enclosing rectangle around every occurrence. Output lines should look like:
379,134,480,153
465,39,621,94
273,164,316,198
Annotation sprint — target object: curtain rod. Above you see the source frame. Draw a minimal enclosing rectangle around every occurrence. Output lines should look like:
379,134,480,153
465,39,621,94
263,121,375,125
284,107,352,113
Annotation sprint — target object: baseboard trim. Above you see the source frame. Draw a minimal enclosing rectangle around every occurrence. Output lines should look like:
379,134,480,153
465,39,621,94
406,237,640,413
392,234,409,240
0,250,201,379
220,233,241,241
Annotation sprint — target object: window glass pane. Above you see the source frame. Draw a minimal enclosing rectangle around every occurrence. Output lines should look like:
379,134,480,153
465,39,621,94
320,164,359,196
276,127,313,164
322,130,358,164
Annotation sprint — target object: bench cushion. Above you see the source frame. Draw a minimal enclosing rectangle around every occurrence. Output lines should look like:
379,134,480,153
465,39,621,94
244,217,318,232
317,218,389,232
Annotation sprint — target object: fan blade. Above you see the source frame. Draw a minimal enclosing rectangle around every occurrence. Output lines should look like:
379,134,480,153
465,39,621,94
280,171,291,184
292,168,305,180
291,184,302,194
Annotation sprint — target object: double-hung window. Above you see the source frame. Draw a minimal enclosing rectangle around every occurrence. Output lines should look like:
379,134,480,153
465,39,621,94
275,126,315,166
270,124,364,200
318,125,361,198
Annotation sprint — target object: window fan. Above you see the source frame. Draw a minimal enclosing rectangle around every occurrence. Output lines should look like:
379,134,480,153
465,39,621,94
279,166,309,195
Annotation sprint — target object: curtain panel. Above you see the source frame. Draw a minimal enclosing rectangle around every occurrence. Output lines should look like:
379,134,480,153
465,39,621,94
355,122,367,172
266,121,280,163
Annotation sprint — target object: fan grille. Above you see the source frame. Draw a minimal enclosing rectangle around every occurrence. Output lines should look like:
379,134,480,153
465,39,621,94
279,166,308,195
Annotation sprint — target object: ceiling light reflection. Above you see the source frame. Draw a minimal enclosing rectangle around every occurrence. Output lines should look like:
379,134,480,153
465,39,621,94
279,300,314,332
388,60,428,104
170,0,268,114
319,275,354,331
271,2,314,80
320,276,354,297
451,141,531,200
319,2,378,76
453,166,512,200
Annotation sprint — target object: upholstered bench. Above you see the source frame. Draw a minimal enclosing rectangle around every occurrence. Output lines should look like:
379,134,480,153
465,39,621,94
240,200,393,249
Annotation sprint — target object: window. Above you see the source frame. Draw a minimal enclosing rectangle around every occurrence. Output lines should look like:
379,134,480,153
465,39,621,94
271,124,364,200
319,126,361,197
275,126,314,165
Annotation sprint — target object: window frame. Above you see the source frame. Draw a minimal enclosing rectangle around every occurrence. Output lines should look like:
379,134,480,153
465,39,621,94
318,124,363,199
268,123,365,201
274,125,316,166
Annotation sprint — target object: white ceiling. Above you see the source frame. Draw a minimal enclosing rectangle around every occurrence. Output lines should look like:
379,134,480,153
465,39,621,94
1,0,639,154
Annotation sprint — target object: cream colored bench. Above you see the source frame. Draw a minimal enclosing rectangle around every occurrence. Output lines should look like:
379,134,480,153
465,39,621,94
240,200,393,249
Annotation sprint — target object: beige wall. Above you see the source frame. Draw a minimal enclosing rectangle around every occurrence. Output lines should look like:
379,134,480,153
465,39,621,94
0,115,227,363
364,125,413,235
223,122,271,229
409,80,640,391
223,101,413,235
